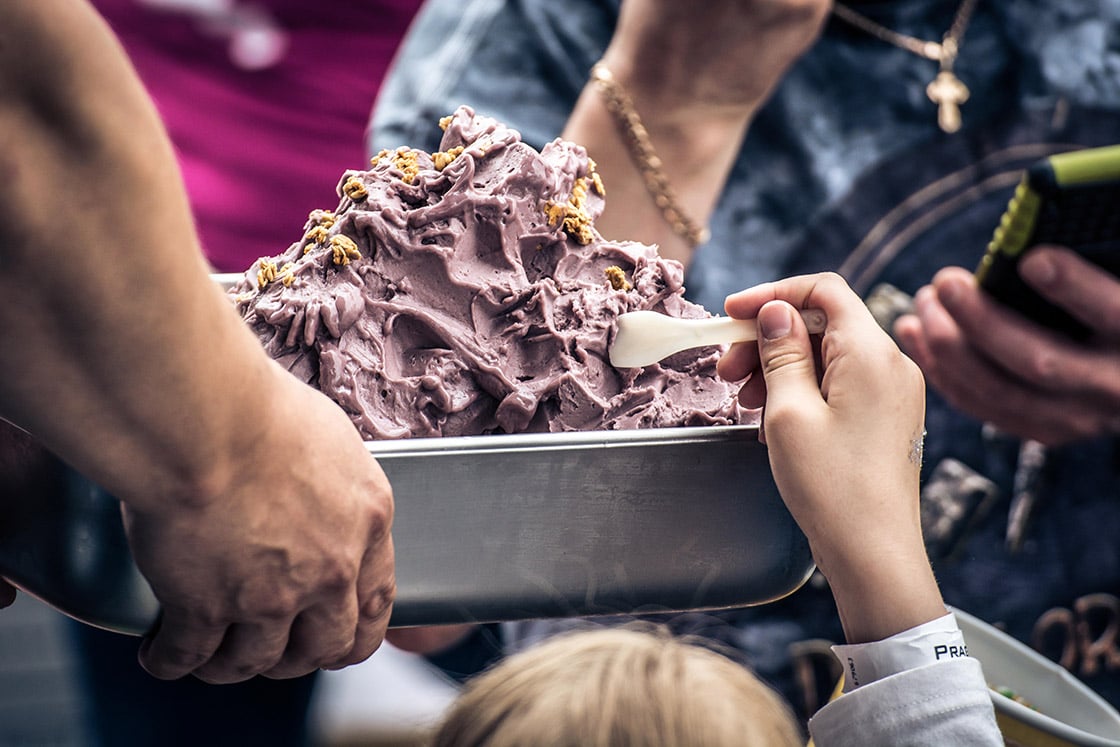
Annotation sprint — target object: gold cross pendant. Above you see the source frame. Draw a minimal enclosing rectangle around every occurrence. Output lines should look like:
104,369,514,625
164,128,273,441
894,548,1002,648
926,70,970,133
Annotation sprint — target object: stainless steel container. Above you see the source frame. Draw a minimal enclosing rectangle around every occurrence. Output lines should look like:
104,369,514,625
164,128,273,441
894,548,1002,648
0,425,814,635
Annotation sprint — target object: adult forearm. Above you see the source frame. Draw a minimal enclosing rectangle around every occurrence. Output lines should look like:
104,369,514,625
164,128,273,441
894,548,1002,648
0,7,397,684
0,0,273,512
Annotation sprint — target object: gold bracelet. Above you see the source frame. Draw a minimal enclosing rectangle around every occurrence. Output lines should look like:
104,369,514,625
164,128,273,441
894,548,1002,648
589,61,711,248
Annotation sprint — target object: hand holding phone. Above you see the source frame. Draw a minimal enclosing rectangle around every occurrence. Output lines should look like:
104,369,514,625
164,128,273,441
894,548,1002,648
976,144,1120,339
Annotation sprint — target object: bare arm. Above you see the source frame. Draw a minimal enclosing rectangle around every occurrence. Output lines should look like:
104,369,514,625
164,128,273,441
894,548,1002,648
0,0,394,683
719,273,945,644
0,0,259,507
562,0,830,267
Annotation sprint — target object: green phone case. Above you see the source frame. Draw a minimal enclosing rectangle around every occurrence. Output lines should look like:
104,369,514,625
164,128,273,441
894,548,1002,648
976,144,1120,338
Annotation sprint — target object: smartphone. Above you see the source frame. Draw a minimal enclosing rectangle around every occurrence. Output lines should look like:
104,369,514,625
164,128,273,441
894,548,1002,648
976,144,1120,339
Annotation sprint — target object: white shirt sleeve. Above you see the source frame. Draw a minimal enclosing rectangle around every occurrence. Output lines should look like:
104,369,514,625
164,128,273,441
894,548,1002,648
807,657,1003,747
831,612,968,692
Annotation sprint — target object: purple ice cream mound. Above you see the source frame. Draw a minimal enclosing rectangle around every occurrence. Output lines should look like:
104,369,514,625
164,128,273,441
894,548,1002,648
232,106,742,439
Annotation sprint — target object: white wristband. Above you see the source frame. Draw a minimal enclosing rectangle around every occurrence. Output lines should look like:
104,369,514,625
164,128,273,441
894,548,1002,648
832,612,968,692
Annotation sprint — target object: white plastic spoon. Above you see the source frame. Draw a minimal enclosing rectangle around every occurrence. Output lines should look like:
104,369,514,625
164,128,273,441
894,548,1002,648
609,308,828,368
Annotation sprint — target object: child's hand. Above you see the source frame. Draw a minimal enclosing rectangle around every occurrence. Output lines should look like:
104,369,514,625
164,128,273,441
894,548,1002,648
718,272,943,643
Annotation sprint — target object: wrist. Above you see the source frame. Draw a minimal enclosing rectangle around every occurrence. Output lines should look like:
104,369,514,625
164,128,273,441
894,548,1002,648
120,325,285,516
587,62,712,250
568,60,751,264
596,0,830,128
598,47,757,137
183,357,300,508
819,540,947,645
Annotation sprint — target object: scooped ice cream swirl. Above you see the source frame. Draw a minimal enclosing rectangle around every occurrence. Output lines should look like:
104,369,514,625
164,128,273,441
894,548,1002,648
232,106,741,439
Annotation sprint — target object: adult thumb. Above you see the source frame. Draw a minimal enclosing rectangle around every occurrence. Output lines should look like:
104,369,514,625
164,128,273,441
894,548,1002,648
757,301,822,409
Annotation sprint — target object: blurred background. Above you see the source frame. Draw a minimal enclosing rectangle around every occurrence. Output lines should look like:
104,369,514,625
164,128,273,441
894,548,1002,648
0,596,460,746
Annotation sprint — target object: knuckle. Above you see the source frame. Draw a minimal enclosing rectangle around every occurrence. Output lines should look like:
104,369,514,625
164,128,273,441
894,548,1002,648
892,348,925,387
760,399,803,431
320,556,359,594
237,584,301,620
184,601,229,630
815,271,849,297
229,643,287,679
1079,411,1112,442
894,348,918,375
761,345,807,375
1023,348,1060,384
361,580,397,621
337,623,390,669
363,494,394,539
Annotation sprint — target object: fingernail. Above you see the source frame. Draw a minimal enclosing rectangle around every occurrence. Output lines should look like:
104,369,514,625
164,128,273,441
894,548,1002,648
912,286,936,317
1021,252,1055,288
937,279,962,307
759,303,792,340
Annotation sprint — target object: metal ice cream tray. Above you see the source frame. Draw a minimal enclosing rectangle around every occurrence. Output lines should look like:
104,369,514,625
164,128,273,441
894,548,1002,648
0,425,813,634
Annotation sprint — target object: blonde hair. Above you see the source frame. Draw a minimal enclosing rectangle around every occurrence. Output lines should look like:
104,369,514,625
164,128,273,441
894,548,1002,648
431,625,802,747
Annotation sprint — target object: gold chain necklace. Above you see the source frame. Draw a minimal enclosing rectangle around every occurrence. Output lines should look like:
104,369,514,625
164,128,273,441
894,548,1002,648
832,0,980,133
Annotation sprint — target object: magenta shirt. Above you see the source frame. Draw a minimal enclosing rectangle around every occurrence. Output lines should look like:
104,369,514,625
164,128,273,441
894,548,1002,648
94,0,422,271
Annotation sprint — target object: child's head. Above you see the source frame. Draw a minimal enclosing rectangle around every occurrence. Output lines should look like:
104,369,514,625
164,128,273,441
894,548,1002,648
430,624,802,747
